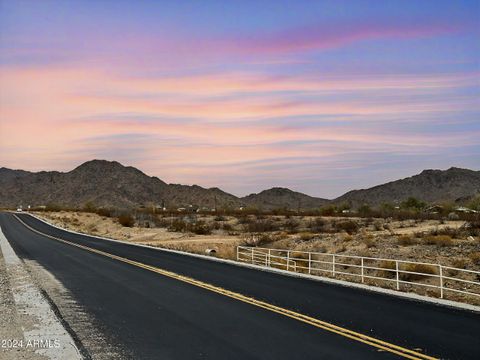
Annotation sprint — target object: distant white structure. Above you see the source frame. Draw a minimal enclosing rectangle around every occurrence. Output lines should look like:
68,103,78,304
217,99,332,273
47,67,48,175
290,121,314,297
454,206,477,214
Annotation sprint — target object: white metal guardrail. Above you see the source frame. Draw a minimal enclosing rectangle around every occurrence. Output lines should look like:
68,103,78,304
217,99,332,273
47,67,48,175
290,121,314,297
237,246,480,300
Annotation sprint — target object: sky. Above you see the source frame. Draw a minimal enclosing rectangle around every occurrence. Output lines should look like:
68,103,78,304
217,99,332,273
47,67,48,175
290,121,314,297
0,0,479,198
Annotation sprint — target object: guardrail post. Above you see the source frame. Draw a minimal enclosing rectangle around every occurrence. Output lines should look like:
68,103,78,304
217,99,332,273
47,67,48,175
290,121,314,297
439,265,444,299
236,246,239,261
251,248,254,264
308,252,311,274
268,249,271,267
287,250,290,271
361,257,364,283
395,261,400,290
332,254,336,277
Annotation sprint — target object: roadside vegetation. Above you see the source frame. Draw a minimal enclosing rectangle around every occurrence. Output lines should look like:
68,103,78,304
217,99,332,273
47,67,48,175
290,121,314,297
28,198,480,304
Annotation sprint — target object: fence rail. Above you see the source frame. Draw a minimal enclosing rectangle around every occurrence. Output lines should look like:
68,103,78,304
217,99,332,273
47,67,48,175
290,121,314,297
237,246,480,301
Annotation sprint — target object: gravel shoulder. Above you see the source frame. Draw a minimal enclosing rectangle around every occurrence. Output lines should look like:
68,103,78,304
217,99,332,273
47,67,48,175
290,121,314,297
0,228,81,360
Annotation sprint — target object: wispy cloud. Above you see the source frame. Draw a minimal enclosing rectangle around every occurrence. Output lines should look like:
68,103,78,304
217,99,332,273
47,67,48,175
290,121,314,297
1,1,479,196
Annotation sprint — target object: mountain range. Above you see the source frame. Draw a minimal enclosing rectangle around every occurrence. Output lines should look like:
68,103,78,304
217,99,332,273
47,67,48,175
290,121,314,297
0,160,479,210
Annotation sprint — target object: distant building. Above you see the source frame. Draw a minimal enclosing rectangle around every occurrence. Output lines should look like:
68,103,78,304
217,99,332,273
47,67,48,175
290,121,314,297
424,205,444,214
454,206,477,214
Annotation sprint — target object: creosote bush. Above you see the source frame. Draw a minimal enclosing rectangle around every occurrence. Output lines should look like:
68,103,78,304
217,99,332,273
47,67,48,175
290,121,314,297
334,220,359,234
190,221,212,235
284,219,300,234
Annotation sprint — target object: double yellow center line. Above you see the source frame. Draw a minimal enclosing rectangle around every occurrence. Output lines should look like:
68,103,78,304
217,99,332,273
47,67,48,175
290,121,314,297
14,214,437,360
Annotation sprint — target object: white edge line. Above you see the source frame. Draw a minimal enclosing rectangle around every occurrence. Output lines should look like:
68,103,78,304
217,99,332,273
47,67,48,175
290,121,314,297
17,211,480,314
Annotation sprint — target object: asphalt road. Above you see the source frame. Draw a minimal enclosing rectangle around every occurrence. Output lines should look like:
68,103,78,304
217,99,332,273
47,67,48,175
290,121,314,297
0,212,479,360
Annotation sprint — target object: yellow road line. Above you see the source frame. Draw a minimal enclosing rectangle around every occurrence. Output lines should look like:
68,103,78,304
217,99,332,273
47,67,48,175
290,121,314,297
13,214,438,360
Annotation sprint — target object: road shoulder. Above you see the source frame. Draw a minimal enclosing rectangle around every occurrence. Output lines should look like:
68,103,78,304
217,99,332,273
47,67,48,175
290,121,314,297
0,227,82,360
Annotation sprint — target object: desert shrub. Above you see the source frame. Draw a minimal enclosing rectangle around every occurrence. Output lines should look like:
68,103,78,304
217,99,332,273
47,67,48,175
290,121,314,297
211,222,221,230
464,220,480,237
451,258,467,269
222,223,233,231
377,260,396,278
243,219,279,233
118,214,135,227
401,197,426,210
190,221,212,235
243,232,285,246
86,223,98,233
424,235,453,247
82,201,97,213
215,215,226,221
400,263,436,281
362,234,376,248
298,232,315,241
308,217,327,233
358,205,372,216
335,220,359,234
284,219,300,233
429,226,461,238
373,221,384,231
397,235,417,246
469,252,480,266
154,217,171,228
45,203,63,212
256,233,278,246
96,208,112,217
342,234,353,242
364,217,374,226
319,205,336,216
237,215,252,224
169,219,188,232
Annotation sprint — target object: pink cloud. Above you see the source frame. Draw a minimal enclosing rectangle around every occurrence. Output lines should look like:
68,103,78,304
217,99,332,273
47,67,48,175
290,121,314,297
234,20,463,55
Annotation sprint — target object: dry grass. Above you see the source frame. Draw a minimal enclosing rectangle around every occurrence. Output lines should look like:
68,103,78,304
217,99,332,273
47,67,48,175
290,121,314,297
469,252,480,266
400,263,437,281
298,232,316,241
361,234,376,248
397,235,417,246
377,260,397,278
118,214,135,227
424,235,453,247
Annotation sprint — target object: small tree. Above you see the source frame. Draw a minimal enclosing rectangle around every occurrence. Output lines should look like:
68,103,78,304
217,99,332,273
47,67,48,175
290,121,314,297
319,205,336,216
401,197,426,210
468,196,480,211
358,204,372,216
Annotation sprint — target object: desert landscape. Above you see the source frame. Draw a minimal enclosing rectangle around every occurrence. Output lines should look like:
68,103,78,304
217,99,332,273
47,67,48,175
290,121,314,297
32,208,480,303
35,210,479,268
2,1,480,359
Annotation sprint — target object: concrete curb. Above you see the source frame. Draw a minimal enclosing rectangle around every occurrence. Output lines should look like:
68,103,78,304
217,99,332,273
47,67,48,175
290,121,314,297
23,212,480,314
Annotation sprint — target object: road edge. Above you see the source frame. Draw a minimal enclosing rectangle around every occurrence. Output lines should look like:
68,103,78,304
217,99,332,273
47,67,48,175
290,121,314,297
0,225,84,360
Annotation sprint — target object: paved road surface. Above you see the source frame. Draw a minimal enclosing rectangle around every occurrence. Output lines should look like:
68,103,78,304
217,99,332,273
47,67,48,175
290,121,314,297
0,212,478,359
